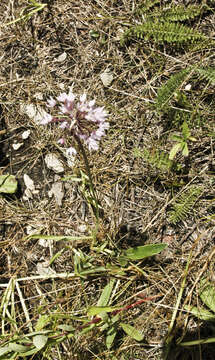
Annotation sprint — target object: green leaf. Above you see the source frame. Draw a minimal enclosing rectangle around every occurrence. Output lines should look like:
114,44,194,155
106,326,117,349
0,175,18,194
97,279,115,307
182,142,189,157
185,305,215,321
118,255,128,266
120,322,144,341
87,306,119,316
169,143,182,160
89,30,100,38
182,121,190,138
124,243,167,261
33,335,48,350
8,343,29,353
0,346,10,356
57,324,75,332
35,315,50,331
200,280,215,313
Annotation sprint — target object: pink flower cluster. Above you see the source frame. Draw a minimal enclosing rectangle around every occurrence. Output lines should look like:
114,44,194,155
41,90,109,156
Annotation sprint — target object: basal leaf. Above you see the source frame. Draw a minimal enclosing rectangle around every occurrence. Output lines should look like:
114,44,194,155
185,305,215,321
33,335,48,350
120,322,144,341
200,280,215,313
125,243,167,261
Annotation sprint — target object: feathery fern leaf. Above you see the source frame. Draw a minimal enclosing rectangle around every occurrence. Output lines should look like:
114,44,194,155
168,186,202,224
133,148,178,172
160,4,207,22
196,67,215,85
156,69,191,111
122,21,206,45
135,0,160,15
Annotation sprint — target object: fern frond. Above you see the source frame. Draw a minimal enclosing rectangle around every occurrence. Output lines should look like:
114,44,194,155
133,148,175,172
135,0,160,15
122,21,206,45
196,67,215,85
160,5,206,22
156,69,191,111
168,186,202,224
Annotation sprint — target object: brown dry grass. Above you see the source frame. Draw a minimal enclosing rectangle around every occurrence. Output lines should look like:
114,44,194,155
0,1,215,359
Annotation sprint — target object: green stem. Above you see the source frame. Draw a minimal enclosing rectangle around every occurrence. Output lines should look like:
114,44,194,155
74,134,100,222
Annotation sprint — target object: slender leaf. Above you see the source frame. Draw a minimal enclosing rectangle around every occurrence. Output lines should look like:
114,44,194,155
87,306,119,316
106,326,117,349
8,343,29,353
97,279,115,307
0,347,10,356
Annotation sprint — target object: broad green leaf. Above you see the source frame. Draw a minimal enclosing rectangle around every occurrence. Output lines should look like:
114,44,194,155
185,305,215,321
57,324,75,332
0,175,18,194
33,335,48,350
106,326,117,349
118,255,128,266
97,279,115,307
87,306,119,316
124,243,167,261
120,322,144,341
200,280,215,313
8,343,29,353
169,143,182,160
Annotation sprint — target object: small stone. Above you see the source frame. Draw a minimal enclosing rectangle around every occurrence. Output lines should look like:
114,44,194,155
45,153,64,173
100,70,114,86
22,130,31,139
56,52,67,62
12,143,23,150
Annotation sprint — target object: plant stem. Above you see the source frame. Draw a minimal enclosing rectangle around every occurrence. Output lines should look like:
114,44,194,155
74,134,100,222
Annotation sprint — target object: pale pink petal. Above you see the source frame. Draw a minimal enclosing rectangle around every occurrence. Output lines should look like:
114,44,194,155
57,93,68,102
80,93,87,103
60,121,69,129
66,147,77,156
40,112,52,125
57,138,65,145
47,97,56,108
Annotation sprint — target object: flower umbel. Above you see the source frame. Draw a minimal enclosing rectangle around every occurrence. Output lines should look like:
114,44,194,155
41,90,109,154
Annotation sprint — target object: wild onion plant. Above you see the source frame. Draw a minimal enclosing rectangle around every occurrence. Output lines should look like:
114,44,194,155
40,90,109,219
